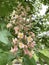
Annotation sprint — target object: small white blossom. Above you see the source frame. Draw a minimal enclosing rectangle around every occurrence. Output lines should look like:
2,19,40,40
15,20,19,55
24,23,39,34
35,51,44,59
18,32,24,39
19,42,24,49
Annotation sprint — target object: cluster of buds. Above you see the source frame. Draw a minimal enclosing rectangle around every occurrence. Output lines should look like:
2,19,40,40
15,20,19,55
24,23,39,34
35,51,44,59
7,3,35,58
10,32,35,58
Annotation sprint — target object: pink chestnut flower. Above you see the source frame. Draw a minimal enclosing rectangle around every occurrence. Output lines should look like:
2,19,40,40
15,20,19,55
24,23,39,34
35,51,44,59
24,48,29,55
23,48,32,58
12,38,17,45
31,41,36,48
27,41,36,48
10,46,18,53
7,23,12,28
14,26,19,34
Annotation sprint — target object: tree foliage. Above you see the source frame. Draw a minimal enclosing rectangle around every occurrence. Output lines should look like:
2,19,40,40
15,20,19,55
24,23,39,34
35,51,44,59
0,0,49,65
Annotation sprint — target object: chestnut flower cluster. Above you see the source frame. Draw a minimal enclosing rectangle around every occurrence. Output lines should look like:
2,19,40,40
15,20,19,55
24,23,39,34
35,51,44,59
7,3,35,58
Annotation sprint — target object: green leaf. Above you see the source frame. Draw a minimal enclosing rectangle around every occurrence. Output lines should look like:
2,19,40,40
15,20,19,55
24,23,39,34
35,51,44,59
39,58,44,65
0,53,8,65
0,30,11,44
0,52,15,65
22,55,36,65
38,50,49,65
40,0,49,5
39,49,49,58
0,0,17,16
